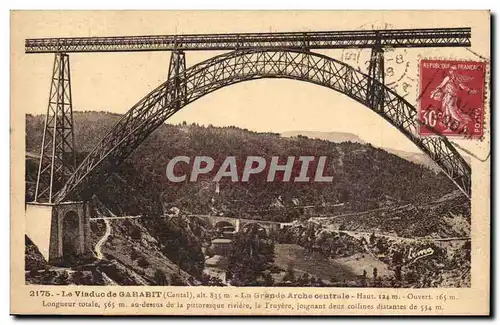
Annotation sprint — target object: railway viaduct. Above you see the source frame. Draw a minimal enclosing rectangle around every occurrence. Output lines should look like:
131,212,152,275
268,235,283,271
24,27,472,264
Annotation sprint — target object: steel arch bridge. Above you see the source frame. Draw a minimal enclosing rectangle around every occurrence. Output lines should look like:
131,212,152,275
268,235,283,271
27,28,473,203
50,48,471,202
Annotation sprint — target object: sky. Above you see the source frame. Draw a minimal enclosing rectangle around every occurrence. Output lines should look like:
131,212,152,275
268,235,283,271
11,11,490,156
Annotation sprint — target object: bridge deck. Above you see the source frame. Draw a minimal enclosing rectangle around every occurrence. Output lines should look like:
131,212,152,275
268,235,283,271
25,28,471,53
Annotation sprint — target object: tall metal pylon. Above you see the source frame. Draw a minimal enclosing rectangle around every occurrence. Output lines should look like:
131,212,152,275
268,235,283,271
34,53,77,203
166,51,187,110
367,38,385,111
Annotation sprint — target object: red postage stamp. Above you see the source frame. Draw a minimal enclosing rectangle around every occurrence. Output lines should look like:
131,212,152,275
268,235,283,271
418,59,487,138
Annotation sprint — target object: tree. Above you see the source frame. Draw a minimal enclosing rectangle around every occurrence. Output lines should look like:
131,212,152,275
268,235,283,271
154,269,169,286
283,264,296,283
54,271,70,285
130,226,142,240
298,273,311,287
137,257,150,269
130,249,141,261
227,226,275,286
263,271,275,287
361,270,368,287
395,266,402,282
170,273,185,286
405,271,419,284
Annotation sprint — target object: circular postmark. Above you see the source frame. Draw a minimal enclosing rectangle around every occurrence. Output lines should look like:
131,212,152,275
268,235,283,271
341,22,415,99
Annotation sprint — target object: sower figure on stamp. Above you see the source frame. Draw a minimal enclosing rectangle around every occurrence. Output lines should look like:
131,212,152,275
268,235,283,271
430,65,477,130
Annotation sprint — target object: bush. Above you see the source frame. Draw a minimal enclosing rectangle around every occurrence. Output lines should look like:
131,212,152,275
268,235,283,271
170,273,185,286
130,226,142,240
137,257,150,269
130,249,141,261
54,271,70,285
72,271,94,285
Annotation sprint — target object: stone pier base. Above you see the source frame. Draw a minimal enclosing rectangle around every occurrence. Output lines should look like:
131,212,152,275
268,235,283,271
26,201,93,265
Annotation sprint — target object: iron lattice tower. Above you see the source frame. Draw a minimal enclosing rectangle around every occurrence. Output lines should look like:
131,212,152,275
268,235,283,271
166,51,187,110
34,53,77,203
367,37,385,111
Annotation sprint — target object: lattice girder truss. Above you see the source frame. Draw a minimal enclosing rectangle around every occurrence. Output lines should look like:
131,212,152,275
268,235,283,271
53,49,471,203
26,28,471,53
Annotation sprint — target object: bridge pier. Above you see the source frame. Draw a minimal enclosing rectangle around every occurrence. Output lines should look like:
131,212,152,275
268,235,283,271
166,50,187,110
34,52,77,203
26,201,92,265
367,42,385,111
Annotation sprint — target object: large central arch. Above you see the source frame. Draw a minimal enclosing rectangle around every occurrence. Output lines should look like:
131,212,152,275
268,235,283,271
54,48,471,202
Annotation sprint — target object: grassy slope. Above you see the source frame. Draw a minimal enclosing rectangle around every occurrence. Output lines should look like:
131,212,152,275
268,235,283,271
273,244,361,282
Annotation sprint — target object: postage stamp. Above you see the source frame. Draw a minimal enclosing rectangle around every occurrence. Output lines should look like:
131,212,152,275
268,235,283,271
418,59,487,138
